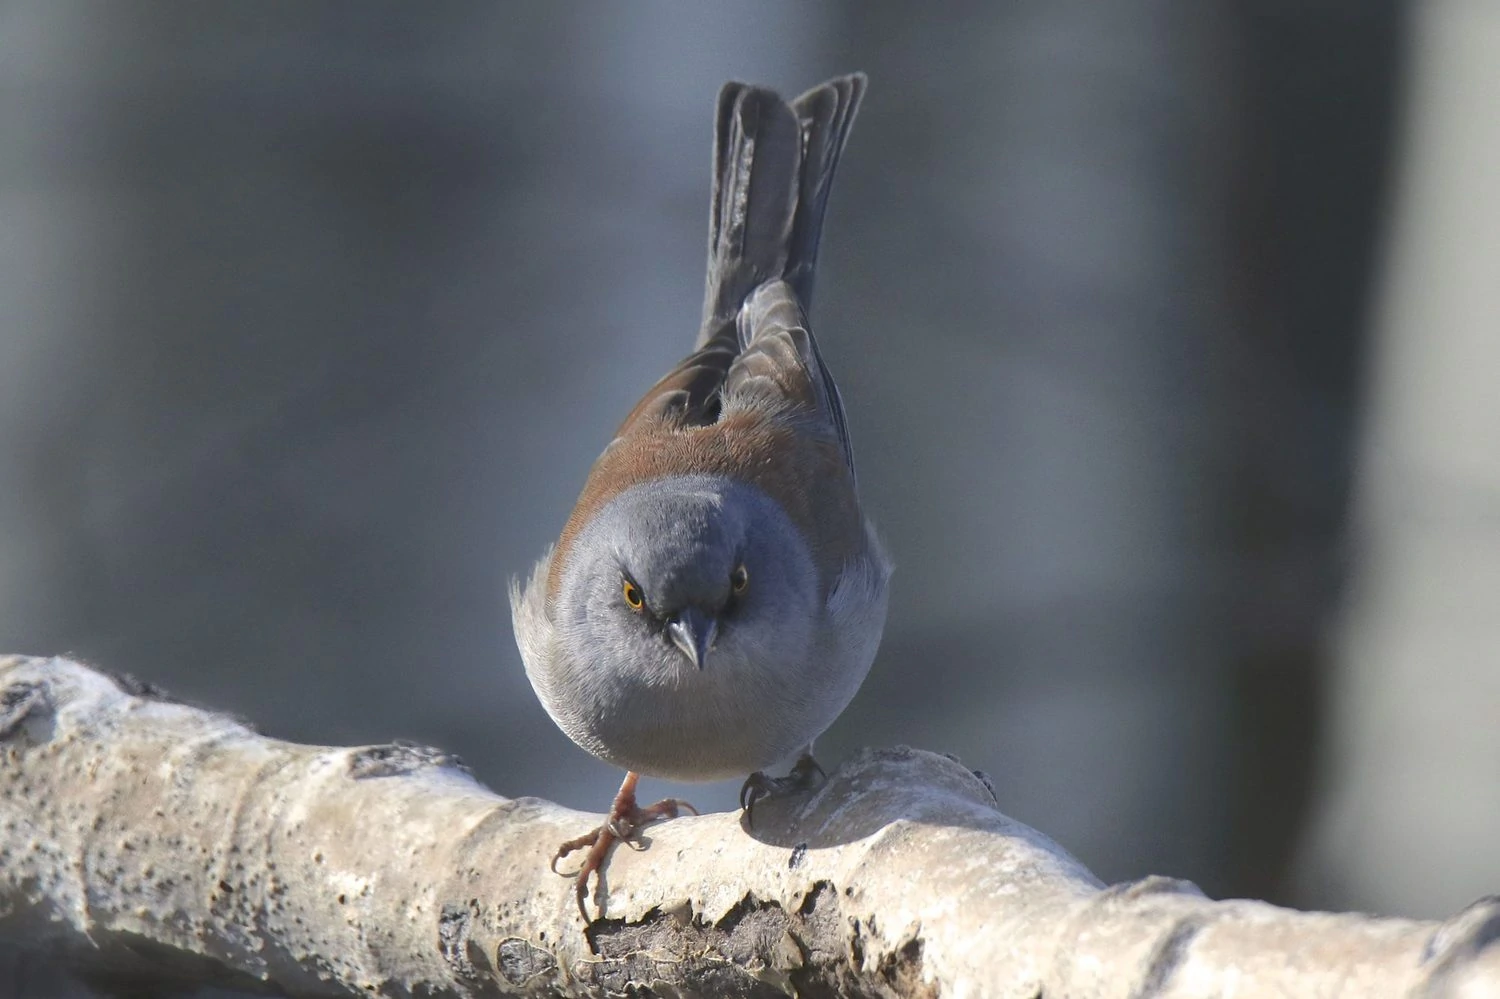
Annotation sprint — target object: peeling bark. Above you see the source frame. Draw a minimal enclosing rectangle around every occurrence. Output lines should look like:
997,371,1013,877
1,654,1496,998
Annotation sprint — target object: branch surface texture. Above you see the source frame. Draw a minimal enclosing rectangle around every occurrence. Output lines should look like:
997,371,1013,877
2,655,1497,998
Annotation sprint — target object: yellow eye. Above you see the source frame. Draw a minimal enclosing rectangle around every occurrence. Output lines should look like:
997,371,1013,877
731,564,749,595
622,578,644,611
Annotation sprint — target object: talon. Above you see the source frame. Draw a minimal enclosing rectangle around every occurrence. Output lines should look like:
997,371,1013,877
550,830,599,875
739,772,773,828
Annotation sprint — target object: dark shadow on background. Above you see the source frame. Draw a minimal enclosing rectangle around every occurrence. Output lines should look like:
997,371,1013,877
1222,0,1407,906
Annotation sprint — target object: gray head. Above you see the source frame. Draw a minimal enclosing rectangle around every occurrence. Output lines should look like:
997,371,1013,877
514,467,889,779
552,475,821,688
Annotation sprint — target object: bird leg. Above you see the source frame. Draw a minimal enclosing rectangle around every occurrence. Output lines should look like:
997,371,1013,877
739,751,826,827
551,770,697,919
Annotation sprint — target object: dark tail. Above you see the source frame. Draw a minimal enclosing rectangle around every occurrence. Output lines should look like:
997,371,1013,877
697,74,866,348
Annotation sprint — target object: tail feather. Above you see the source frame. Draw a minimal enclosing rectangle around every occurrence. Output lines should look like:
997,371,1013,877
697,74,866,349
785,74,866,313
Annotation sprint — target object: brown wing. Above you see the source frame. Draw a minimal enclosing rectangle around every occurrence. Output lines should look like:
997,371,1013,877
609,326,738,435
548,412,865,605
723,279,857,482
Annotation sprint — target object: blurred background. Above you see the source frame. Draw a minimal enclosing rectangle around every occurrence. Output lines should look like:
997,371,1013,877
2,0,1496,928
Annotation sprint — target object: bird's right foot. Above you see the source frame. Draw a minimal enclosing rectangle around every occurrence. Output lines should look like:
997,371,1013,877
551,771,697,919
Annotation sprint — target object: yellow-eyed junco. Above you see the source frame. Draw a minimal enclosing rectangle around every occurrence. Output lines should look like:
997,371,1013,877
510,73,890,916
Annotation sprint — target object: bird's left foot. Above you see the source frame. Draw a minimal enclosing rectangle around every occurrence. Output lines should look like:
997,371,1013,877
739,753,826,827
551,771,696,920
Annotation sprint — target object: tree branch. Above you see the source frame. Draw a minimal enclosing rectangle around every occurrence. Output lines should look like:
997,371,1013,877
1,654,1496,997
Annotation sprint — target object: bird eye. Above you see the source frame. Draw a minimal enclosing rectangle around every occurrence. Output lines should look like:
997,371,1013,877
622,578,644,611
731,564,749,595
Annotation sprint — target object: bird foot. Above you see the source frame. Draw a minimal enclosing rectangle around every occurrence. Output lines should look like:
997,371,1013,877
551,772,696,919
739,753,826,827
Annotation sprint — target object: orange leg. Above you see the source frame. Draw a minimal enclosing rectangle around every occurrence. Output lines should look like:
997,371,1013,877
551,771,698,919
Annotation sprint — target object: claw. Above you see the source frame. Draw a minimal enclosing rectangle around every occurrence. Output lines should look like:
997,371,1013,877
550,829,602,874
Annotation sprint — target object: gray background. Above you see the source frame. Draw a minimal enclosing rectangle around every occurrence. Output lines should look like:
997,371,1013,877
9,0,1492,929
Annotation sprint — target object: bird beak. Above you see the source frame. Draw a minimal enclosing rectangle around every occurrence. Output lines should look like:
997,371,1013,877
668,607,717,670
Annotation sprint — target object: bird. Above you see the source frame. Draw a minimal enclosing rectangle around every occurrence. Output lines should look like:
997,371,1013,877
510,73,890,918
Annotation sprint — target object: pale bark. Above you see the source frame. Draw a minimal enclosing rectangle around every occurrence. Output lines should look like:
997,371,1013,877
1,654,1495,998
